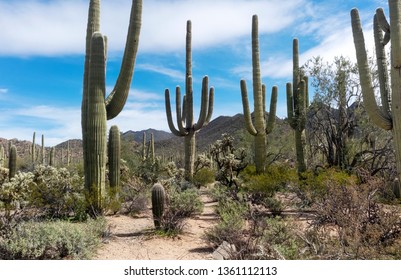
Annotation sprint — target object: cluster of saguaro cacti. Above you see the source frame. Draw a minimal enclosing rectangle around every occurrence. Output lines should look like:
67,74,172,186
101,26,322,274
240,15,278,174
151,183,165,229
165,20,214,181
108,125,121,198
8,145,16,180
351,4,400,196
81,0,142,213
286,38,308,174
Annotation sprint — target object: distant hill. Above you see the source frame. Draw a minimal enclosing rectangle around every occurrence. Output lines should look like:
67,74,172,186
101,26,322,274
122,128,174,143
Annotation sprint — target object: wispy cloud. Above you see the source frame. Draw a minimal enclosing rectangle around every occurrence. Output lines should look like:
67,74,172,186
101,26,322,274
0,88,8,94
137,63,184,81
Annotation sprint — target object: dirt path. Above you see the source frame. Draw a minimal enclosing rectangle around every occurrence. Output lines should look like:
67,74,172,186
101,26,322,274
93,192,218,260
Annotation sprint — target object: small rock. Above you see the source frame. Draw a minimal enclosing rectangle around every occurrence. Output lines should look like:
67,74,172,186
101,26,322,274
212,241,236,260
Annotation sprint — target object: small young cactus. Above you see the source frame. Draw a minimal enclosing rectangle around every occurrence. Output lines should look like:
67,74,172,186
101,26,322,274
49,147,55,166
9,145,17,180
108,125,121,198
151,183,165,229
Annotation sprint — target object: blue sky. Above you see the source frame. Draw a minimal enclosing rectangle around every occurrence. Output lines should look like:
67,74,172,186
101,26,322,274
0,0,385,146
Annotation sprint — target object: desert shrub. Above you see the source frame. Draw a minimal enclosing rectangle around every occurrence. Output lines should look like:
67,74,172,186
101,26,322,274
157,186,204,236
242,164,297,208
193,167,215,187
30,165,86,220
0,218,106,260
205,199,248,248
309,174,401,259
119,176,149,215
295,167,358,206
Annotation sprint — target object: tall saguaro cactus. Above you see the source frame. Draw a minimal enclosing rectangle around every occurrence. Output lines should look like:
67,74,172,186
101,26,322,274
165,20,214,181
8,145,16,180
351,3,401,195
240,15,278,174
81,0,142,214
286,38,308,174
108,125,121,198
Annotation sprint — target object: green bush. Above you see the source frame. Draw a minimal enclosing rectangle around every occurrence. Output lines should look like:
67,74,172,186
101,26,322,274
193,167,215,187
241,164,297,204
0,218,106,260
205,199,248,248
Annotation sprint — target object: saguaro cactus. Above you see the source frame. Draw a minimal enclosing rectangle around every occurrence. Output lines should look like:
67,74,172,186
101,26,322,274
165,20,214,181
151,183,165,229
49,147,55,166
108,125,121,197
31,132,36,164
240,15,278,174
8,145,16,180
351,4,401,196
286,38,308,174
41,134,45,165
81,0,142,214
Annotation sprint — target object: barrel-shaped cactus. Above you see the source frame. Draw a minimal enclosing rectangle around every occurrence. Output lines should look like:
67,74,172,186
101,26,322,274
240,15,278,174
108,125,121,197
8,145,16,180
286,38,308,174
151,183,165,229
81,0,142,214
351,4,401,196
165,20,214,181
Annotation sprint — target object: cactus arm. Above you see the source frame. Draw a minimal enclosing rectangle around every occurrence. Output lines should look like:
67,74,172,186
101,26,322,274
351,8,392,130
165,89,186,136
266,86,278,134
185,76,194,129
205,87,214,124
286,82,296,128
376,8,390,45
299,80,306,131
174,86,187,135
194,76,209,131
374,14,392,118
240,80,258,136
105,0,142,120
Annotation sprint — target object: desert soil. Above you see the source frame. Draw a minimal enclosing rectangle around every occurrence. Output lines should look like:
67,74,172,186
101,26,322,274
93,191,218,260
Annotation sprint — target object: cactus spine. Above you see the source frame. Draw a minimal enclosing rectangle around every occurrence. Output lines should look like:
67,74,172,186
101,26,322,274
151,183,165,229
286,38,308,174
240,15,278,174
165,20,214,181
351,4,401,195
108,125,121,198
81,0,142,214
8,145,16,180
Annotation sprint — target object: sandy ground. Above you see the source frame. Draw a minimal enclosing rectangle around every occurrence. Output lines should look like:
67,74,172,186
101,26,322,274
93,193,218,260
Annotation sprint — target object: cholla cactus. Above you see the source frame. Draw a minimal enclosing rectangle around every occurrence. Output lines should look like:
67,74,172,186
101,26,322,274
240,15,278,174
351,4,401,196
165,20,214,181
81,0,142,214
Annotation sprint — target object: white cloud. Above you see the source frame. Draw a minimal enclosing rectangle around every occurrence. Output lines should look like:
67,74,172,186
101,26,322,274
0,88,8,94
0,0,306,56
